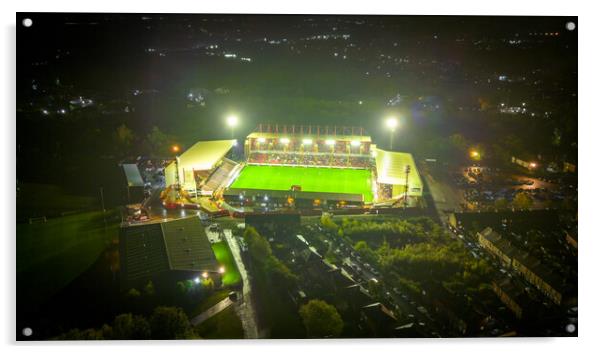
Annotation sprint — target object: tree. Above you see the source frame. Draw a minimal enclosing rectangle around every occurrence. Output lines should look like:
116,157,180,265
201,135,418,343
114,123,135,151
266,255,298,287
112,313,151,340
126,288,141,299
320,213,338,232
145,126,172,156
494,198,509,210
243,227,272,264
143,280,155,297
149,306,197,339
513,192,533,210
299,299,344,338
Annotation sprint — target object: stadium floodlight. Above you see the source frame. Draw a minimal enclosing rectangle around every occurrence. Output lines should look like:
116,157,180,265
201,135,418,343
385,116,399,149
257,137,266,143
218,266,225,274
385,116,398,130
202,271,209,279
302,138,313,145
351,140,361,147
280,137,290,144
325,139,336,146
226,115,238,138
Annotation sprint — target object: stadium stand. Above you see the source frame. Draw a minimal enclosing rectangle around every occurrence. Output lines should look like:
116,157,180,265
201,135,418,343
119,216,220,287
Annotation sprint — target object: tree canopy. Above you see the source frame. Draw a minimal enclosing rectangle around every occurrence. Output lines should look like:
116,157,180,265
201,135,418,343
299,299,344,338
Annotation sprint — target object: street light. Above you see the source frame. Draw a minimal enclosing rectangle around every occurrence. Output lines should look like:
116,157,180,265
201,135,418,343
385,116,399,150
218,266,225,274
171,145,180,153
226,115,238,138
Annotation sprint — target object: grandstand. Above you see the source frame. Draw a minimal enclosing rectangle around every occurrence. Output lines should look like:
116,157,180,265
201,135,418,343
119,216,221,287
164,140,238,197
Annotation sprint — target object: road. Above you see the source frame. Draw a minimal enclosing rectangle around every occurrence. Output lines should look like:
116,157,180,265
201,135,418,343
223,228,260,339
190,297,233,326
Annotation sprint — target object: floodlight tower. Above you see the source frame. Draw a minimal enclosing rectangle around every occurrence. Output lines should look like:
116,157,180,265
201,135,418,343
385,116,399,150
404,164,411,208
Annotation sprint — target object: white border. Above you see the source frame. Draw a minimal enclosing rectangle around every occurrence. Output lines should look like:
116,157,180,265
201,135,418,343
2,1,600,353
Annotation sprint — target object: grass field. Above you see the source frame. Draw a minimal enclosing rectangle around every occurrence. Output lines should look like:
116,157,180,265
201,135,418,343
230,165,373,202
17,211,118,310
211,242,241,286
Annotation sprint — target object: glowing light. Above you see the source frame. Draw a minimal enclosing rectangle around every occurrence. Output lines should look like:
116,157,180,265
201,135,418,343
257,137,266,143
470,151,479,158
302,138,313,145
171,145,181,153
529,162,537,168
226,115,238,127
351,140,361,147
280,137,290,144
194,277,200,284
385,117,398,130
219,266,225,274
202,272,209,279
325,139,335,146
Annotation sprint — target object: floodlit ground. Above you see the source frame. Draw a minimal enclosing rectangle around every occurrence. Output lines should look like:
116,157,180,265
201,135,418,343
230,165,373,202
211,242,241,286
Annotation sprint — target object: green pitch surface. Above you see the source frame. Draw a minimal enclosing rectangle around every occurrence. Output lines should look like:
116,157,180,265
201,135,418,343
230,165,373,202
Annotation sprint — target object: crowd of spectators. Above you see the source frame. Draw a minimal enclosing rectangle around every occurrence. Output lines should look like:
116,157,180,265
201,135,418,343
247,151,372,169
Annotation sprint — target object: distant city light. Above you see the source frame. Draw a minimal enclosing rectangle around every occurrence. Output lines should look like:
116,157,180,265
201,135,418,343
302,138,313,145
325,139,336,146
280,137,290,144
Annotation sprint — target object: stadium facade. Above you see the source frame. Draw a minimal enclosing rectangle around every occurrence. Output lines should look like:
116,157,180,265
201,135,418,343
164,124,422,212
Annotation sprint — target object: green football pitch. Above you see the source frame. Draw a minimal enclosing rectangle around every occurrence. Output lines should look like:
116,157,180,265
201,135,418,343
230,165,373,202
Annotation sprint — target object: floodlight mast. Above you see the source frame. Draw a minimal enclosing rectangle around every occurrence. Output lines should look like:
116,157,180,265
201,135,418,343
404,165,410,208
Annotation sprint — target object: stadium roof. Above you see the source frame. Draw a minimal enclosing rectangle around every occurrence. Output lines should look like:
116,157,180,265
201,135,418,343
122,163,144,187
173,139,236,171
374,148,422,189
165,139,235,189
119,216,219,284
246,131,372,143
161,216,219,272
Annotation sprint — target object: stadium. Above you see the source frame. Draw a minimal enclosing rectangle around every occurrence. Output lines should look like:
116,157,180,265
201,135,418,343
162,124,423,213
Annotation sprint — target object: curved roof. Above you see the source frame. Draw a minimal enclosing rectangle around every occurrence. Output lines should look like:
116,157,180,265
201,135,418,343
174,139,236,171
374,148,422,190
